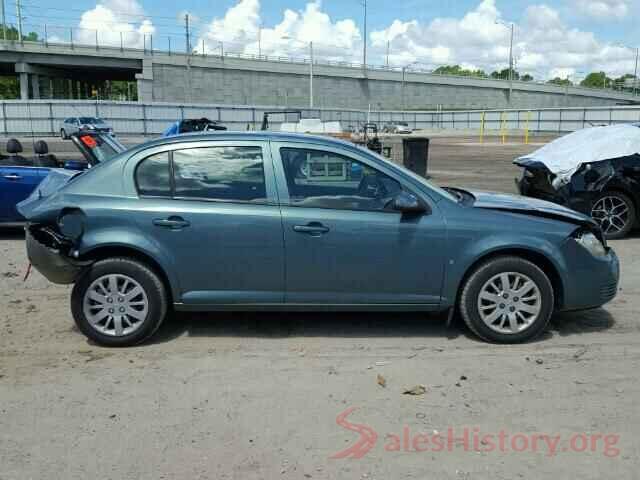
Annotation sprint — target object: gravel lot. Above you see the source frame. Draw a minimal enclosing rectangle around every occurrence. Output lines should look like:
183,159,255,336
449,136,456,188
1,135,638,479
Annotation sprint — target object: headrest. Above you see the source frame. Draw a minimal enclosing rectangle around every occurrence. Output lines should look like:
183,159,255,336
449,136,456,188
6,138,23,154
34,140,49,155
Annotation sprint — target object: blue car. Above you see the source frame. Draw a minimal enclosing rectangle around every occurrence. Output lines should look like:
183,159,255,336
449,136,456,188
18,132,619,347
0,134,125,224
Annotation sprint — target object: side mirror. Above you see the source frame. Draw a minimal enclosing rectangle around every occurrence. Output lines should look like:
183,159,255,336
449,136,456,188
392,191,426,213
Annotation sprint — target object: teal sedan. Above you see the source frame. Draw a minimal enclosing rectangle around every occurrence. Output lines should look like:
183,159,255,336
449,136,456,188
18,132,619,347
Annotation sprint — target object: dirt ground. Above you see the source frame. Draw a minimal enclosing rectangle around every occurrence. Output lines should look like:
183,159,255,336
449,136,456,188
1,135,638,479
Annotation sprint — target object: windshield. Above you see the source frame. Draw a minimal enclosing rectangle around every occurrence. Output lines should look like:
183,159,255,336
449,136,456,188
356,145,459,202
79,117,101,124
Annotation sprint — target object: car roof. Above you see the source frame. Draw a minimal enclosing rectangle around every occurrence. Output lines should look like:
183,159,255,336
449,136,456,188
132,131,359,153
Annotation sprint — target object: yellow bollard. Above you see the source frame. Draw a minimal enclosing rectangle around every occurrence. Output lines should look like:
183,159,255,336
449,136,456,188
524,111,531,145
479,112,485,144
500,111,507,145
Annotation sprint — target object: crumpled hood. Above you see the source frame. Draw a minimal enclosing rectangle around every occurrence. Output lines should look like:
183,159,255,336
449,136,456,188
469,190,597,227
514,124,640,181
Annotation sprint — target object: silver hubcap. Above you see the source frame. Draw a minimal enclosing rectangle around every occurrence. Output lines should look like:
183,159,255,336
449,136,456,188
477,272,541,334
592,196,629,235
83,274,149,337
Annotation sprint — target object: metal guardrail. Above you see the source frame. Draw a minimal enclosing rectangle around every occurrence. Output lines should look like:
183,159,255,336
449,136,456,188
2,101,640,137
1,38,638,100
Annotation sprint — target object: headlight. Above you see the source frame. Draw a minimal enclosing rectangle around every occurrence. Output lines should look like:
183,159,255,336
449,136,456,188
574,231,607,257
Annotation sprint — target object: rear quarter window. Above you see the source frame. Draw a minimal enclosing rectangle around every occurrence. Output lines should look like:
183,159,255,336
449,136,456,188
135,152,171,197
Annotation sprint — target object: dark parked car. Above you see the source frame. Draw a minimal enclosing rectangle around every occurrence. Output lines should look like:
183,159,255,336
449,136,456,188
163,118,227,137
19,132,618,347
516,124,640,239
0,134,125,224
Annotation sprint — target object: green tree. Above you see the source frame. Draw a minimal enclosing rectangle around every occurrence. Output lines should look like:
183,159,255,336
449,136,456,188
521,73,534,82
0,76,19,99
490,68,520,81
580,71,612,89
547,77,572,86
433,65,488,78
613,73,637,91
0,23,39,41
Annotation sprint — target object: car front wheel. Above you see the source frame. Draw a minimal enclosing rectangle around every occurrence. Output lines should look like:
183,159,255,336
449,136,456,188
71,257,168,347
591,191,635,240
459,256,554,343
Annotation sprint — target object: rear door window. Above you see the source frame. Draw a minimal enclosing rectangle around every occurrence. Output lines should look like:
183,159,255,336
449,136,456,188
172,146,266,203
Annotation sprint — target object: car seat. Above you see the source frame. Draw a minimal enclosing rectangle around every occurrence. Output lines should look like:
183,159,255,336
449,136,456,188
32,140,59,167
0,139,31,166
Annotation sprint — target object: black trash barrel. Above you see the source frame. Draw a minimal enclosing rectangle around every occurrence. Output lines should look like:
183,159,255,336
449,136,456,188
402,137,430,178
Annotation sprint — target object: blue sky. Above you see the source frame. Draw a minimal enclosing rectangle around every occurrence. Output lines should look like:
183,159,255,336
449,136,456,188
6,0,639,80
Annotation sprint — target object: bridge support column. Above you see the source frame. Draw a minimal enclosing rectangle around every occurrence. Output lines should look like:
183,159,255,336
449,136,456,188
30,74,40,99
19,72,29,100
135,58,154,102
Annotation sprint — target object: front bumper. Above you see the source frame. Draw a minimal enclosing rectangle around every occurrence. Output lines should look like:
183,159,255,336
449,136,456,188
561,246,620,311
25,226,86,284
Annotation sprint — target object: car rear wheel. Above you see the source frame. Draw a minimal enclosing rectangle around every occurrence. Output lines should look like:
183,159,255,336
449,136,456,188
459,256,554,343
591,191,635,240
71,257,168,347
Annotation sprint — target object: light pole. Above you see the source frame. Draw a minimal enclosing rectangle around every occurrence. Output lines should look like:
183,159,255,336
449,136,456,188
184,13,191,54
495,19,515,102
634,47,639,95
386,40,390,68
402,61,418,111
1,0,6,41
282,36,314,108
16,0,23,42
361,0,367,72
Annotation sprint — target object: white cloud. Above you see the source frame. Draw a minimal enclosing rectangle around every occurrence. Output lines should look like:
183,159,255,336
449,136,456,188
195,0,361,62
573,0,630,20
72,0,639,82
369,0,638,79
77,0,155,48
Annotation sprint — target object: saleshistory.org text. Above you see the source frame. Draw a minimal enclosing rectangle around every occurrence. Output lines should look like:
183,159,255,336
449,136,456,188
330,407,621,459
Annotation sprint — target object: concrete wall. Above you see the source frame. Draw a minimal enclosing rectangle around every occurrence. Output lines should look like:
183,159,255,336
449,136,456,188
152,63,623,110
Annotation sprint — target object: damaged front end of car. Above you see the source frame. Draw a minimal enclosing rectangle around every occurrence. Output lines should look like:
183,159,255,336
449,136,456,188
515,158,617,213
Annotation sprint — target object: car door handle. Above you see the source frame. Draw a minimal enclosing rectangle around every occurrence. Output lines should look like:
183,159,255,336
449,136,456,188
153,217,191,230
2,174,21,181
293,222,330,236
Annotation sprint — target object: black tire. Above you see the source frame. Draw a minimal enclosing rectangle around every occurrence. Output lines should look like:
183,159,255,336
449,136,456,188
459,256,554,343
60,129,67,140
591,191,635,240
71,257,168,347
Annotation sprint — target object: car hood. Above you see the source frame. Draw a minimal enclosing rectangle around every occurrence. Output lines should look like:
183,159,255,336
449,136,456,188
467,189,597,227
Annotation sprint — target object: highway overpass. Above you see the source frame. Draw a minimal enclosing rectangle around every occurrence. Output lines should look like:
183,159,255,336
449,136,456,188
1,40,638,110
